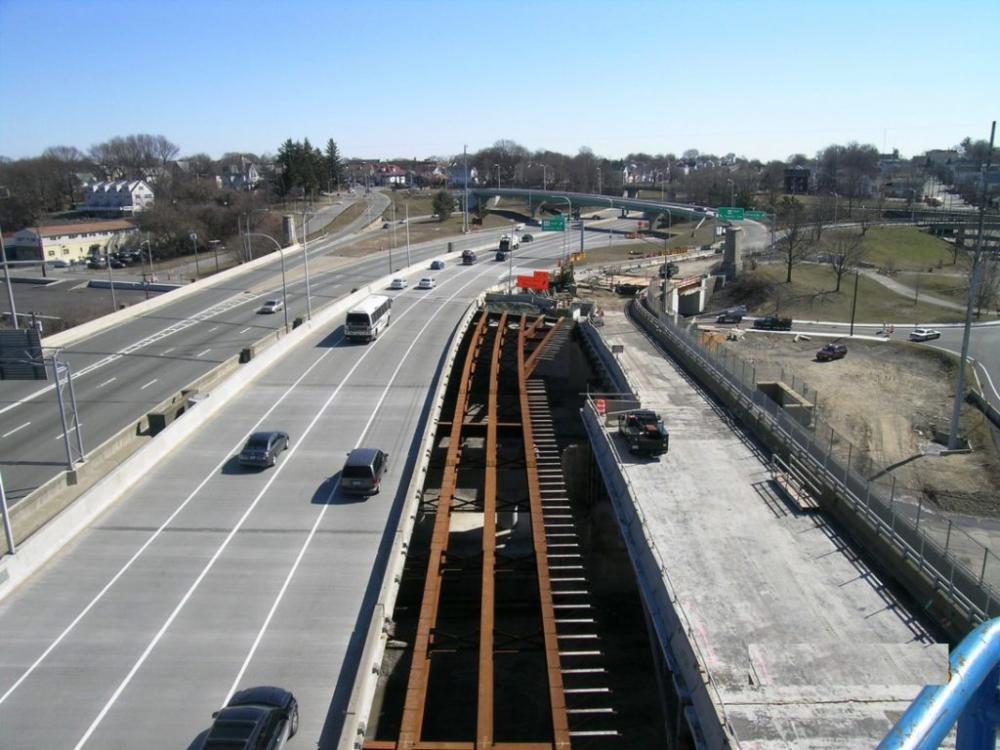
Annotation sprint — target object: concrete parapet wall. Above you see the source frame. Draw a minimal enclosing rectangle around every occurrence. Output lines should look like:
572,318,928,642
580,402,735,749
0,275,382,603
338,285,503,750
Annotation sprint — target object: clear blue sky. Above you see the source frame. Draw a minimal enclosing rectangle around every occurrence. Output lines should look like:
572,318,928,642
1,0,996,163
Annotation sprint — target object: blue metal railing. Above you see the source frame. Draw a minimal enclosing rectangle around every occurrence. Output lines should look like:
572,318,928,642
879,618,1000,749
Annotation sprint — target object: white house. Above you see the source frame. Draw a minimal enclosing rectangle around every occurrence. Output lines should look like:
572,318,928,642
83,180,155,213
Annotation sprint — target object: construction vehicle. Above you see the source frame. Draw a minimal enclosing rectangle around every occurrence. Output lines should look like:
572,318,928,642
618,409,669,456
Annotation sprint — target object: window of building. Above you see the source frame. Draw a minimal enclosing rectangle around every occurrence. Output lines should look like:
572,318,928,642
62,248,70,255
48,250,55,257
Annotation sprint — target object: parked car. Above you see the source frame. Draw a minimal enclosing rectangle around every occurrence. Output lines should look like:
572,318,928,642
909,327,941,342
109,258,125,269
389,278,407,290
816,343,848,361
341,448,388,495
199,686,298,750
753,316,793,331
417,277,436,289
238,431,290,468
50,260,70,268
715,310,744,324
618,409,669,456
521,233,534,242
430,259,446,270
258,299,284,314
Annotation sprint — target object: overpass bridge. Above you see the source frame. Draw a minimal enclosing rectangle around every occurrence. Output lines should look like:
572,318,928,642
465,187,715,228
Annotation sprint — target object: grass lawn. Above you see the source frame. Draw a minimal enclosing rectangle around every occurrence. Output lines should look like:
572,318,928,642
896,270,970,302
749,263,973,324
380,189,438,221
856,226,962,271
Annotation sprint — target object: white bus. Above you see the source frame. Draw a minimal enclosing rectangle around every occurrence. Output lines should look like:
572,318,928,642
345,295,392,342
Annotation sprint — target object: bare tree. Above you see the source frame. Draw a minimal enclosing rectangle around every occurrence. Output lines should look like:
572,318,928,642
826,228,867,292
974,257,1000,317
777,196,812,283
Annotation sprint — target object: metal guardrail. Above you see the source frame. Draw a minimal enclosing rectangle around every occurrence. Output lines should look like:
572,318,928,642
628,292,1000,629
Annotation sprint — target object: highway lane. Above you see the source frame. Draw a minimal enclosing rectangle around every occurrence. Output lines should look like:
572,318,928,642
0,228,583,749
0,204,527,502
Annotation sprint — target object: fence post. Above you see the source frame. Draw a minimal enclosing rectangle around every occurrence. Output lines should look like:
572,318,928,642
915,495,923,530
980,548,989,586
844,443,852,484
826,427,834,469
945,520,952,555
890,476,896,505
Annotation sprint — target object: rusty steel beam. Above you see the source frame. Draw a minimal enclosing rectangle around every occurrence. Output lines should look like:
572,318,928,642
477,312,507,749
397,313,491,750
524,318,565,378
524,315,547,339
517,316,571,750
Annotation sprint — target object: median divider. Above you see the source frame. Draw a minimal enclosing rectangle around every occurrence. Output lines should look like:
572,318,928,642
0,276,388,603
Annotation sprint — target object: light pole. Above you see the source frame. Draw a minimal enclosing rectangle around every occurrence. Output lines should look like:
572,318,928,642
0,222,18,329
140,237,153,300
189,232,200,277
300,210,313,319
494,163,501,191
246,232,290,332
106,254,117,311
655,171,664,202
607,197,614,247
405,202,411,267
556,196,572,259
597,166,602,195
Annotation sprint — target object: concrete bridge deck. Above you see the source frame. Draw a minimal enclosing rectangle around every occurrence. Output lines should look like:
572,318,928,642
584,310,948,749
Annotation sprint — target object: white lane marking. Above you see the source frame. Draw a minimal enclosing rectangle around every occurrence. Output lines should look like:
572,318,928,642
72,262,506,744
979,360,1000,402
96,377,117,389
53,424,82,442
222,260,516,704
161,347,175,355
239,327,252,334
0,337,344,710
2,422,30,439
140,379,158,390
196,349,211,358
207,326,218,333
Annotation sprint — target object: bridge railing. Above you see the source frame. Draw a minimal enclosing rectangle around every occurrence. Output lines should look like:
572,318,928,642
878,617,1000,750
627,291,1000,632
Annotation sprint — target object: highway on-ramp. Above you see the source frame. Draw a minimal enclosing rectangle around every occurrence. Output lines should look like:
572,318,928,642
0,228,583,749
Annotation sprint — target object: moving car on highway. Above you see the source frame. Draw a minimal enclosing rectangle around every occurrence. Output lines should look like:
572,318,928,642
417,277,436,289
390,278,407,290
238,431,290,468
430,259,445,270
199,686,298,750
341,448,389,495
909,327,941,342
258,299,284,314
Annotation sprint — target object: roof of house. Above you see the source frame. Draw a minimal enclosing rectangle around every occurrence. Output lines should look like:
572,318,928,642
25,219,138,237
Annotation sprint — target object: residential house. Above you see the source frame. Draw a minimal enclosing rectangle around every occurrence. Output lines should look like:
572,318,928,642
222,158,261,191
376,164,408,186
82,180,155,213
448,164,479,188
4,219,138,262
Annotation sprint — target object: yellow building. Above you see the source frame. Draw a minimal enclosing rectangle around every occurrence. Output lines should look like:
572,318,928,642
5,219,139,262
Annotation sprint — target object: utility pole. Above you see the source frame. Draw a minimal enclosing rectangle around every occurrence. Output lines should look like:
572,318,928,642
849,269,859,336
405,203,411,267
948,120,995,450
463,144,469,234
301,210,312,319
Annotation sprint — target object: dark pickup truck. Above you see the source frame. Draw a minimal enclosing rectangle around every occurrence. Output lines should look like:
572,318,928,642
816,343,848,361
618,409,669,456
753,316,793,331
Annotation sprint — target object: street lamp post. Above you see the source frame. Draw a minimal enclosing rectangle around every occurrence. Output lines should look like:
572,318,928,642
494,164,501,191
607,197,614,247
246,232,290,332
0,222,18,329
597,167,602,195
106,254,117,311
301,210,313,319
405,202,411,267
140,237,154,300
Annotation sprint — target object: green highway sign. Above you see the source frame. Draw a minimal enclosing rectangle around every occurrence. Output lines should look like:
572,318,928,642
745,210,768,220
541,217,566,231
717,207,744,221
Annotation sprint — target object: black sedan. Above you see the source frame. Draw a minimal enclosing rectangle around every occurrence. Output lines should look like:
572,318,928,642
238,431,290,468
521,233,534,242
200,686,298,749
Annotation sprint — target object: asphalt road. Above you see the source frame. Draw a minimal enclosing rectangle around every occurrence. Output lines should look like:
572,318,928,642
0,194,535,504
0,228,586,749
